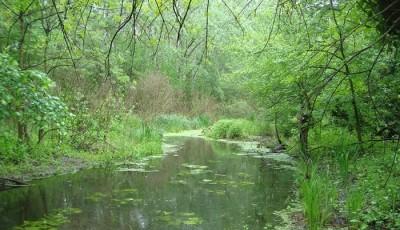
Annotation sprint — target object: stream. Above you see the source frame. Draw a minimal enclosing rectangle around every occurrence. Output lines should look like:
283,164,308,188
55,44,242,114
0,134,294,229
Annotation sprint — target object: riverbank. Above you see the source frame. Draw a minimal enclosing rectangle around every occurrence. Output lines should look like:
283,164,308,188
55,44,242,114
0,115,211,184
0,127,283,184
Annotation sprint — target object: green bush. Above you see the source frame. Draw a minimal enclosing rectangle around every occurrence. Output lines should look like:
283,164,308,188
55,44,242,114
205,119,265,139
0,131,28,164
227,122,244,139
206,119,232,139
309,127,358,153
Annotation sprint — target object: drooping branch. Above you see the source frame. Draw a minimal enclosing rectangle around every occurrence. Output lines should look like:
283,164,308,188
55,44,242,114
221,0,245,36
105,0,139,78
51,0,77,71
173,0,193,47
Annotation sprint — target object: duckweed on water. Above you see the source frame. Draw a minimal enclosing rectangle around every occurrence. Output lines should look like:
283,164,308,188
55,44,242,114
115,188,138,194
13,208,81,230
85,192,108,203
181,163,208,169
112,198,143,206
85,188,140,205
178,163,211,175
156,211,203,226
169,179,188,185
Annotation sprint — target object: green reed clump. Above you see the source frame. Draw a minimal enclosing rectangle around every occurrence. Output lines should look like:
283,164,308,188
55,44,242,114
299,162,337,230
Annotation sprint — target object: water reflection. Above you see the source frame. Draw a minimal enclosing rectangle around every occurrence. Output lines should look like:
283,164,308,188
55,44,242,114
0,137,294,230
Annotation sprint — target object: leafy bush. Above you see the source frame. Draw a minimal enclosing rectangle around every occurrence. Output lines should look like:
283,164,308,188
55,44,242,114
205,119,232,139
0,131,28,164
227,122,244,139
0,53,72,142
205,119,265,139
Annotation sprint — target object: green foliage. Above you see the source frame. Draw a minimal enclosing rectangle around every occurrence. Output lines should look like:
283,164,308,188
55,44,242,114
153,114,210,133
348,150,400,229
222,100,256,119
0,132,28,164
205,119,266,139
108,115,162,158
1,1,400,229
346,187,365,228
299,164,337,230
0,53,71,133
13,208,81,230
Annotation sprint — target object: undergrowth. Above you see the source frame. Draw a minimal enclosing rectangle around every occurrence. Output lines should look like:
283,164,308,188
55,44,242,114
286,127,400,230
0,113,207,179
204,119,270,139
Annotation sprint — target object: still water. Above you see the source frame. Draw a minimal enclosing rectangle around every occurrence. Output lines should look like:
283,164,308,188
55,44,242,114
0,136,294,230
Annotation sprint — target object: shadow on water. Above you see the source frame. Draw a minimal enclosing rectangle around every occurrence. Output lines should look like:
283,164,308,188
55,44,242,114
0,136,294,230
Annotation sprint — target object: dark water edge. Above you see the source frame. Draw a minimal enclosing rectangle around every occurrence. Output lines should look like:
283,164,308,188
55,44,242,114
0,136,294,230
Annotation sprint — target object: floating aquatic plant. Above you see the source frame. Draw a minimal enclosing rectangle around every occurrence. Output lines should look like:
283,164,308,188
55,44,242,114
13,208,81,230
156,211,203,226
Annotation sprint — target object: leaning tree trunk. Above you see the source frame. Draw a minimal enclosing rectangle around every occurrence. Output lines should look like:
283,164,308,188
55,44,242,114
274,112,283,145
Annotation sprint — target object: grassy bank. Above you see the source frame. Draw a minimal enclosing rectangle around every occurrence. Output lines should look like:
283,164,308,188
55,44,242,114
278,128,400,230
0,114,209,180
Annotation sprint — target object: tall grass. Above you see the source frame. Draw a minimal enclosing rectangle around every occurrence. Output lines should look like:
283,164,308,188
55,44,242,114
346,188,364,229
108,115,162,158
153,114,210,132
299,162,337,230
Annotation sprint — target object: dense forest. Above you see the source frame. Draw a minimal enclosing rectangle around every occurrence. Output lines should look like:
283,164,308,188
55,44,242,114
0,0,400,229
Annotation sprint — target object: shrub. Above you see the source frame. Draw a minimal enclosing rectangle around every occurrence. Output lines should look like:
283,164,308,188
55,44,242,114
205,119,232,139
227,122,244,139
205,119,264,139
0,131,28,164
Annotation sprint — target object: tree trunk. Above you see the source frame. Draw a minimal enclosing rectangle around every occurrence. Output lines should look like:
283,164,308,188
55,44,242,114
38,128,45,144
274,112,283,144
298,95,312,160
17,13,29,143
348,78,365,154
299,101,312,180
